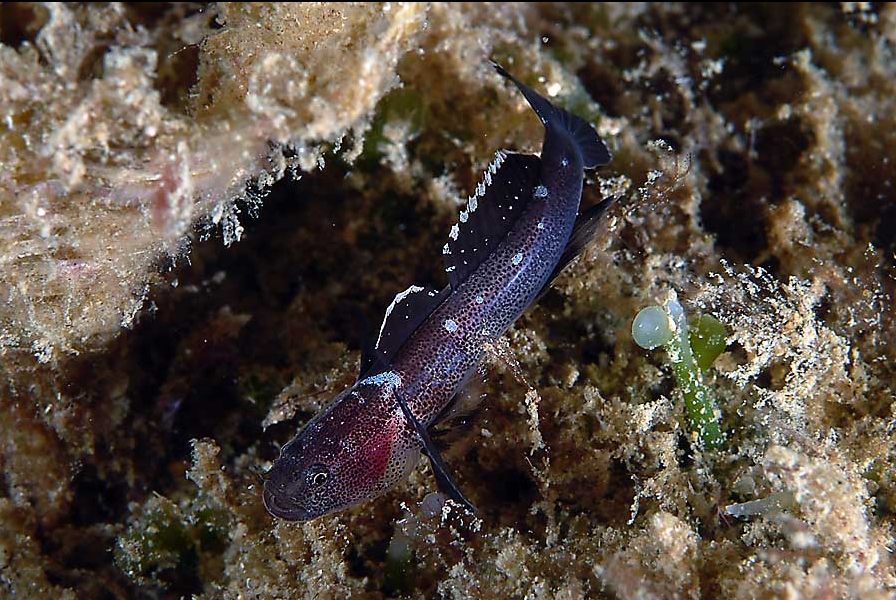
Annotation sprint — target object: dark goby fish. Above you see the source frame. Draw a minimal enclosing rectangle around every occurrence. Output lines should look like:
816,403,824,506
264,64,613,521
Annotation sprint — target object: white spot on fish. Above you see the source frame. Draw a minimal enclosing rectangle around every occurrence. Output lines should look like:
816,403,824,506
561,157,569,167
444,319,458,333
449,224,459,240
443,243,451,255
446,265,456,272
534,185,548,199
475,295,484,304
537,221,545,230
359,370,402,388
469,195,478,213
512,252,523,265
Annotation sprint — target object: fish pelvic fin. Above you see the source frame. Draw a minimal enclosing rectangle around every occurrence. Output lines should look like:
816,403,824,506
395,389,477,515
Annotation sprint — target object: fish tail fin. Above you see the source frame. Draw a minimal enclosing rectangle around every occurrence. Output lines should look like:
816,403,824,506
492,61,612,169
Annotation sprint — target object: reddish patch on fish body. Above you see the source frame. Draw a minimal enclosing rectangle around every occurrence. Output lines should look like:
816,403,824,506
342,404,400,492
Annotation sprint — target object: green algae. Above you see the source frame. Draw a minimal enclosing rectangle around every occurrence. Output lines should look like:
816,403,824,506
633,294,727,449
115,494,230,587
688,314,727,371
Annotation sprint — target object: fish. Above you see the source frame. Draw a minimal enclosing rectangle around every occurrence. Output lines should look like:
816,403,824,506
263,63,613,521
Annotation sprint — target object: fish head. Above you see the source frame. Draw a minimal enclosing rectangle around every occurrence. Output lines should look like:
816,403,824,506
263,386,419,521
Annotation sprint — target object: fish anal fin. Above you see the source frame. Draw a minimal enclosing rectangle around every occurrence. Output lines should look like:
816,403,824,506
536,196,618,301
395,390,477,514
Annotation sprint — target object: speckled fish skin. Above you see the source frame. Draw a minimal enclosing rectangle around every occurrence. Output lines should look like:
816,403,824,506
264,65,612,521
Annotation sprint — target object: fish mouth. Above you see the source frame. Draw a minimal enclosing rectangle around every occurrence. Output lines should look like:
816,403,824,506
262,482,309,521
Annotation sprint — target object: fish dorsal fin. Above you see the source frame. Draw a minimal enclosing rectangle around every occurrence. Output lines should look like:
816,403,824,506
361,339,377,375
359,330,382,376
443,151,541,289
536,195,618,301
365,284,449,372
354,307,382,375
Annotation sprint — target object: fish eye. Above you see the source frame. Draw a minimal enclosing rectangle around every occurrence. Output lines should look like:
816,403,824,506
306,464,329,488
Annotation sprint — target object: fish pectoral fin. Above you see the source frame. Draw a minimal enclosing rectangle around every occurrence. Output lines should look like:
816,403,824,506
432,369,486,425
395,390,477,515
